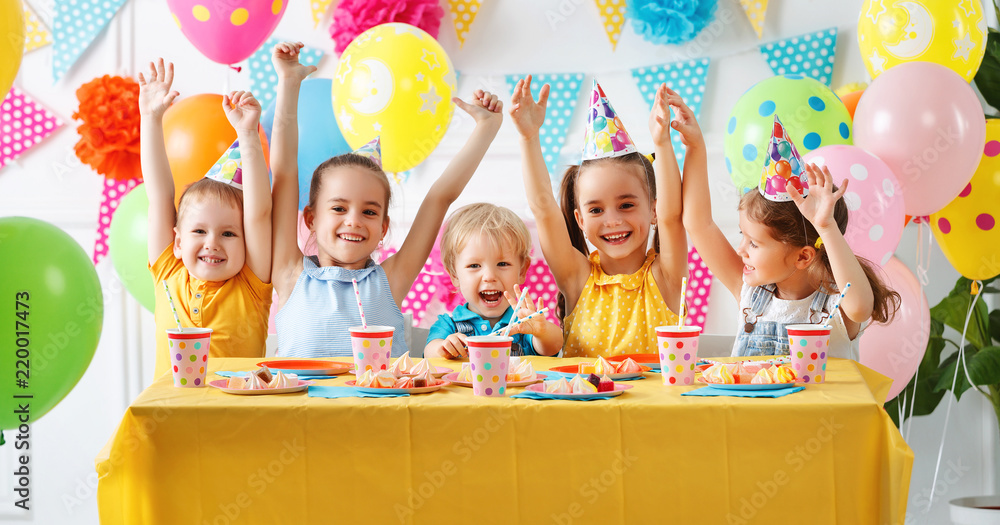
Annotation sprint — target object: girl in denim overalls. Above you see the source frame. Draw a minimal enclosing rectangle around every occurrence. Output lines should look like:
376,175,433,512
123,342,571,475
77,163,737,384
679,115,900,360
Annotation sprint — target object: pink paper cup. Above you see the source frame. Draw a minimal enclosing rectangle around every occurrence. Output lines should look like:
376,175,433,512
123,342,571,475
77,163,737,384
656,325,701,386
167,328,212,387
467,336,511,397
350,326,394,374
787,324,831,384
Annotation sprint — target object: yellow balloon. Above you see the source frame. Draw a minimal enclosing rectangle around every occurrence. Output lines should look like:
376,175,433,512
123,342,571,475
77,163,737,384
858,0,986,81
332,23,456,174
0,0,25,101
930,119,1000,280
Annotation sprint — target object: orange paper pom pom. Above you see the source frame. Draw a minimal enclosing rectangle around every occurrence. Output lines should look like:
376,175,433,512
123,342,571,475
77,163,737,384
72,75,141,181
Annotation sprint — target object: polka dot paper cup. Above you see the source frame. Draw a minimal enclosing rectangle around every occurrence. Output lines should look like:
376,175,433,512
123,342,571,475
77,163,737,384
350,326,394,374
786,324,830,384
467,336,511,397
655,325,701,386
167,328,212,388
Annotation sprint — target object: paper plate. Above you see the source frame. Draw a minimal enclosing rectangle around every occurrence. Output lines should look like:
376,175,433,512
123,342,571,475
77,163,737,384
442,372,548,388
396,366,452,378
209,379,313,395
524,383,631,399
548,364,650,380
695,378,798,391
345,380,450,395
608,353,661,370
256,360,352,376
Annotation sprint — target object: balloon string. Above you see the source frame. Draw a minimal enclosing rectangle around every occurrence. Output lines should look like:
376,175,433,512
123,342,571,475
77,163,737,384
915,221,930,287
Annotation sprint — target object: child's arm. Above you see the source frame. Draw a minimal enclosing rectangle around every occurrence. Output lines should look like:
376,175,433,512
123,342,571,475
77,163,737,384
504,286,563,356
137,59,181,264
676,90,745,300
221,91,271,283
270,43,318,296
790,164,871,334
382,90,503,306
508,76,591,305
648,85,688,313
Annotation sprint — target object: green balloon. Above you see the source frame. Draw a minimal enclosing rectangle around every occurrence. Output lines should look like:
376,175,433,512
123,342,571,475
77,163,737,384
0,217,103,430
724,75,852,191
108,184,155,312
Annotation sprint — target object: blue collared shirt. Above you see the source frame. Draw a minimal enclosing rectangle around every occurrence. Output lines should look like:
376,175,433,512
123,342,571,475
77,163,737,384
426,303,537,356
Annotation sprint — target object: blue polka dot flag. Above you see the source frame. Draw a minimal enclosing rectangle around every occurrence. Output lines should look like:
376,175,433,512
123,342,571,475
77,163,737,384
52,0,128,82
630,58,710,169
759,27,838,86
505,73,585,179
249,38,325,109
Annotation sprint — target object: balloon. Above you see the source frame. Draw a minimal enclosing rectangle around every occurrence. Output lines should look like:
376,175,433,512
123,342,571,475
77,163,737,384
858,0,986,82
163,94,270,207
859,257,929,401
725,75,853,191
261,78,352,209
840,89,863,120
0,0,24,101
0,217,103,429
930,119,1000,280
853,62,985,216
803,145,906,267
166,0,286,65
108,185,155,312
333,23,457,173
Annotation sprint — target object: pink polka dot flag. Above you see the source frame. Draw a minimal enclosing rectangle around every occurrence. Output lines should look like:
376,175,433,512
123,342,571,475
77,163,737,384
686,247,712,328
93,177,141,264
0,87,63,170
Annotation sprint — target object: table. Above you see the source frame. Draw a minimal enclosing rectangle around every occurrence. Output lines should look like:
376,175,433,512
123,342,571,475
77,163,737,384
96,357,912,524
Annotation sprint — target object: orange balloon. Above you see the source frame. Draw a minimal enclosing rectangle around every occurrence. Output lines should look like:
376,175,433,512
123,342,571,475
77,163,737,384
904,215,912,227
775,160,791,179
161,94,269,206
841,90,864,120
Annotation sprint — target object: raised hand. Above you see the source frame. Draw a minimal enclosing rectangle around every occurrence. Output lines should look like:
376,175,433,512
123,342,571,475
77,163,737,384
271,41,318,82
664,85,703,148
789,163,849,232
503,284,546,336
508,75,549,139
453,89,503,128
648,84,674,149
137,58,179,119
222,91,262,133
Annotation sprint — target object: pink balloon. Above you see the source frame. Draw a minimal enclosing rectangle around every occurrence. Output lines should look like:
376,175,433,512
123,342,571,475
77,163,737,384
167,0,287,65
853,62,985,217
859,257,929,401
803,145,906,267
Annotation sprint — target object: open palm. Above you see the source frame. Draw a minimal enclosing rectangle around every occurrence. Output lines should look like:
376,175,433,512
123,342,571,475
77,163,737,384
789,163,848,231
508,75,549,138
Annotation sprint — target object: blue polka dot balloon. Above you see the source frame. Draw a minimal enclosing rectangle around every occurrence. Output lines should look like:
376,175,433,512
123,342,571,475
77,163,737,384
724,75,852,191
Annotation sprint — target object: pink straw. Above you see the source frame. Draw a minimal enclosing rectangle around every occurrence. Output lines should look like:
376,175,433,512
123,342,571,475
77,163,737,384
352,279,367,329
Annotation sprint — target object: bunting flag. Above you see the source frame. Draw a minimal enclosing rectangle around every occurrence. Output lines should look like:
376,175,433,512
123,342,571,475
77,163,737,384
504,73,584,179
594,0,627,50
631,58,710,169
93,177,141,264
739,0,768,38
448,0,483,47
686,247,712,328
52,0,128,81
760,27,838,86
311,0,334,27
0,88,63,170
24,3,52,53
248,38,325,109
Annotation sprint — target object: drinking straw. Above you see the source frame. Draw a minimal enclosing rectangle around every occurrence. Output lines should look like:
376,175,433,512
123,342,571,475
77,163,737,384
492,308,550,336
502,287,529,338
678,276,688,327
352,279,367,329
161,281,183,331
823,282,851,326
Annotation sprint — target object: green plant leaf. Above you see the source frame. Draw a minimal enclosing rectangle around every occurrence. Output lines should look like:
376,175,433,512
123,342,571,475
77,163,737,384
976,29,1000,114
931,281,989,349
991,309,1000,345
935,348,977,401
886,319,949,427
969,346,1000,385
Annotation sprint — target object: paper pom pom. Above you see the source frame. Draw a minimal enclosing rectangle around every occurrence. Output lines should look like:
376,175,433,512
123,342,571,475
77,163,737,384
329,0,445,53
628,0,718,46
72,75,141,181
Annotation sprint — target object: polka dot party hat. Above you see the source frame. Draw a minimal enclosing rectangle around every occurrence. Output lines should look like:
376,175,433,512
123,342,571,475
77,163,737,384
205,140,243,189
582,80,637,161
759,115,808,202
353,136,383,169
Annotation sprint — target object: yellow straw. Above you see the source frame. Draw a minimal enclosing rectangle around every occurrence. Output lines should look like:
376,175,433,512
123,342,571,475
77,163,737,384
678,276,688,327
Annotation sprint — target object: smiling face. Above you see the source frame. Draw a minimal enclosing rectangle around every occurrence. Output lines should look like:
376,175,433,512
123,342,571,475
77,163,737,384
305,166,390,269
173,197,246,282
572,162,655,262
450,233,529,322
736,210,805,287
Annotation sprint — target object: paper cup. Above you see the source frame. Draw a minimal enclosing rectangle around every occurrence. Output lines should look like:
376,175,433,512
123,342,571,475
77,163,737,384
655,325,701,385
167,328,212,387
787,324,831,383
350,326,394,373
467,336,511,397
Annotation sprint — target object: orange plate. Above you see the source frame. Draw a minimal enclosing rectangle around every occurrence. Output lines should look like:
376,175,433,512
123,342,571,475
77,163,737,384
607,354,660,364
256,360,353,375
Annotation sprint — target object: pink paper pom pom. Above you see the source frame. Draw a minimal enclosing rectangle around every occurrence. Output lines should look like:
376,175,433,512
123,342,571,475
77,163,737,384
330,0,445,53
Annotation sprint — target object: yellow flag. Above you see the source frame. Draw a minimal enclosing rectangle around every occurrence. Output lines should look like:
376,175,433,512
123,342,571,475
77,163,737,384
594,0,627,50
24,4,52,53
448,0,483,47
739,0,768,39
311,0,334,28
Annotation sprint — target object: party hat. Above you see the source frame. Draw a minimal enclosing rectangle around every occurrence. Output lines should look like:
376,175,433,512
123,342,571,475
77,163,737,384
354,136,383,169
759,115,808,202
582,80,636,161
205,140,243,189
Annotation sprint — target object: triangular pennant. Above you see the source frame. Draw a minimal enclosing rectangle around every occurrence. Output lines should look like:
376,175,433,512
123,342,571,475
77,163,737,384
0,87,64,170
248,38,324,109
24,3,53,53
505,73,584,179
631,58,710,169
594,0,627,50
93,177,141,265
448,0,483,47
760,27,838,86
739,0,768,38
52,0,128,81
311,0,334,28
685,247,712,328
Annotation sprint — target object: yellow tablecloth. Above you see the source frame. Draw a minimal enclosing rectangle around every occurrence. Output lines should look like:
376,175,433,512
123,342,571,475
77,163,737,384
96,357,912,524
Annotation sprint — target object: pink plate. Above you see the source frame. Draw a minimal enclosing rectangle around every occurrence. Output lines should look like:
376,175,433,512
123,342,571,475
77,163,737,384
442,372,548,388
209,379,313,395
345,380,450,395
695,377,797,390
524,383,631,399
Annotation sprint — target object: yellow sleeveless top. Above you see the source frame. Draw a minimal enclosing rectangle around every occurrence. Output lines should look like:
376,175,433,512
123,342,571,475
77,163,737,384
562,250,678,358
